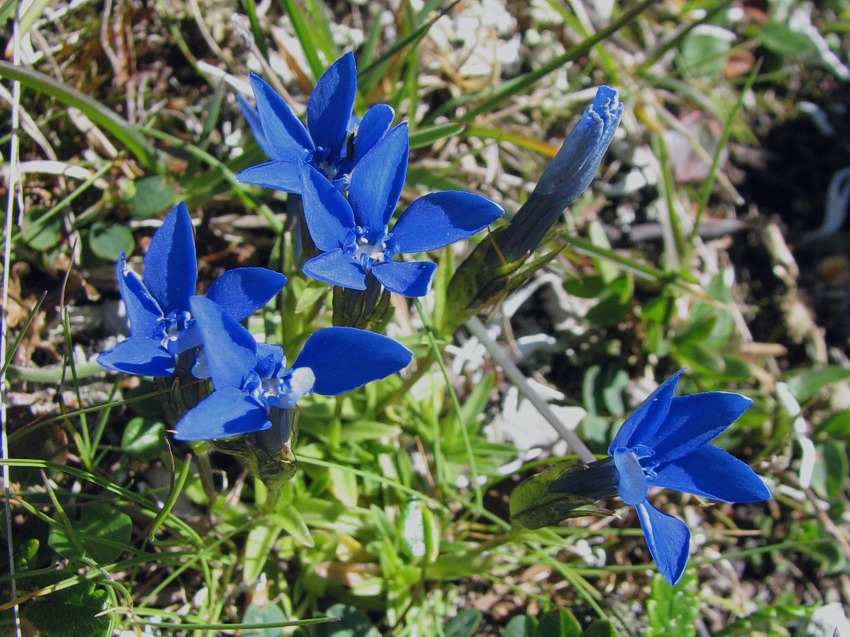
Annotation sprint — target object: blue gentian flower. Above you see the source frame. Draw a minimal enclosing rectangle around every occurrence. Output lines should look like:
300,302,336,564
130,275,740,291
610,370,771,586
236,51,396,194
174,296,413,441
299,124,504,297
496,85,624,263
97,202,287,377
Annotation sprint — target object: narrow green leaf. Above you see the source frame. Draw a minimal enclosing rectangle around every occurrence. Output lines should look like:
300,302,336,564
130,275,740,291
584,620,620,637
0,61,158,169
757,22,818,56
646,569,699,637
823,441,848,499
463,0,657,120
243,524,283,585
399,499,440,564
787,367,850,404
267,505,315,548
816,409,850,438
409,122,465,149
280,0,326,80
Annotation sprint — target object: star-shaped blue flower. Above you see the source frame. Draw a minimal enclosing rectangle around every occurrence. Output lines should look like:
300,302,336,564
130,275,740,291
97,202,287,377
299,123,504,297
174,295,413,441
236,51,395,194
610,370,771,586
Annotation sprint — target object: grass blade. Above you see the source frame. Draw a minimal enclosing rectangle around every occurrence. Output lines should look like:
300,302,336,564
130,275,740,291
462,0,658,120
0,62,159,170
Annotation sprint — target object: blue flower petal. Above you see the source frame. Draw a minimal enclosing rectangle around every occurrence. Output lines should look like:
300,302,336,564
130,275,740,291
651,445,771,502
648,392,753,464
293,326,412,395
635,501,691,586
353,103,395,162
609,370,684,455
348,123,409,236
97,336,174,377
249,73,314,161
390,191,503,253
173,387,270,441
307,51,357,161
189,296,257,390
236,160,303,194
303,249,366,290
237,93,273,158
205,267,287,321
372,260,435,297
613,448,648,506
143,202,197,314
116,254,161,338
173,323,203,354
300,163,356,251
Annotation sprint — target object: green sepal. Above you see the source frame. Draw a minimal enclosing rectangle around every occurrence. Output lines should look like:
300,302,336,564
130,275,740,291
332,278,394,330
510,457,617,530
442,229,561,333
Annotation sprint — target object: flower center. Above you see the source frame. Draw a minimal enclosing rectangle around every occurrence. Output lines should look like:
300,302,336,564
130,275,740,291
262,367,317,409
157,309,194,354
347,225,392,270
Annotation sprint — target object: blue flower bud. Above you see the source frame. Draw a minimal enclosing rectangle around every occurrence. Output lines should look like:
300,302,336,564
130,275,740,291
496,86,623,263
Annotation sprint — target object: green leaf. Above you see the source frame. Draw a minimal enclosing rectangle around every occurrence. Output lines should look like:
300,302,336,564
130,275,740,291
342,420,402,442
816,409,850,439
0,61,157,169
243,601,287,637
585,296,630,327
22,211,62,251
503,615,537,637
24,583,110,637
757,22,818,57
564,275,606,299
787,367,850,404
266,504,314,548
536,608,581,637
243,524,283,585
48,502,132,563
399,499,440,564
89,222,134,261
312,604,380,637
823,441,848,499
674,341,725,375
120,417,166,460
127,175,179,219
680,25,734,78
646,568,698,637
584,620,620,637
443,609,482,637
